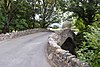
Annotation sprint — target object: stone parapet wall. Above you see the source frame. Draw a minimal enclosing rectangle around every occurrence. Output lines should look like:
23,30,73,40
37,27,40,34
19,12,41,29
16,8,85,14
0,28,51,41
47,29,89,67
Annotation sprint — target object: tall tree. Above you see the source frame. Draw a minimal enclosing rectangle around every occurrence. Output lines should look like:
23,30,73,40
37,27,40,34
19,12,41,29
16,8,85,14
59,0,100,27
27,0,37,28
34,0,56,28
0,0,17,33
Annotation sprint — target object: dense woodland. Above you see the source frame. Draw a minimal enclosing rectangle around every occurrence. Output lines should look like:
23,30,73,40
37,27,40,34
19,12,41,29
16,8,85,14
0,0,100,67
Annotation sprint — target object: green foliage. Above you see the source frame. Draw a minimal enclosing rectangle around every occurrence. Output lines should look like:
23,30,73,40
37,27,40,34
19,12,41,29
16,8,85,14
0,0,59,33
75,18,85,31
93,14,100,28
76,26,100,67
59,0,100,26
0,7,5,33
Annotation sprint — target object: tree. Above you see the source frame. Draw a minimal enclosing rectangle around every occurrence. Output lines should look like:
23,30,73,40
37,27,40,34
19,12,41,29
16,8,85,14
0,0,35,33
59,0,100,28
32,0,57,28
0,0,17,33
0,0,61,33
14,0,34,29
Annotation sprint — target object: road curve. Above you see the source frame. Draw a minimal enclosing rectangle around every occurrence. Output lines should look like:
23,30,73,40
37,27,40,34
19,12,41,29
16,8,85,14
0,32,51,67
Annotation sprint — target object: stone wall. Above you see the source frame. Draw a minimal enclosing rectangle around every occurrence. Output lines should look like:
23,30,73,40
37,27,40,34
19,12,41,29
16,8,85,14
0,28,51,41
47,29,89,67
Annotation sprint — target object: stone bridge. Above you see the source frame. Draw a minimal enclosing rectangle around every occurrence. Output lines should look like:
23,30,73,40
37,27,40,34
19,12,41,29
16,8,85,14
0,29,89,67
47,29,89,67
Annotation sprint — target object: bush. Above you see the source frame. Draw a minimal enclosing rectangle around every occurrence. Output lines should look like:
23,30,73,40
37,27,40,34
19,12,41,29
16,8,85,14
76,26,100,67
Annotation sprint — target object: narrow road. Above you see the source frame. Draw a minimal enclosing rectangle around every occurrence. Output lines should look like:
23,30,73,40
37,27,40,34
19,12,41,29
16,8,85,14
0,32,51,67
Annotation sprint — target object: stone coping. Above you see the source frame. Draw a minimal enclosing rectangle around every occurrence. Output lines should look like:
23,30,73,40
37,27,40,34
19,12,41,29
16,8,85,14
0,28,51,41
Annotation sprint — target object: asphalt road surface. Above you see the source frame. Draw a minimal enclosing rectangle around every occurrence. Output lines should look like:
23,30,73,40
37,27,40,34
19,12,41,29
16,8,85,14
0,32,51,67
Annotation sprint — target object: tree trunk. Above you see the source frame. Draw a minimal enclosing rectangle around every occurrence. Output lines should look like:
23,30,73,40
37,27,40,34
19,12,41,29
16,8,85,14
2,0,13,33
42,0,47,28
32,0,35,28
2,13,13,34
2,21,9,34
